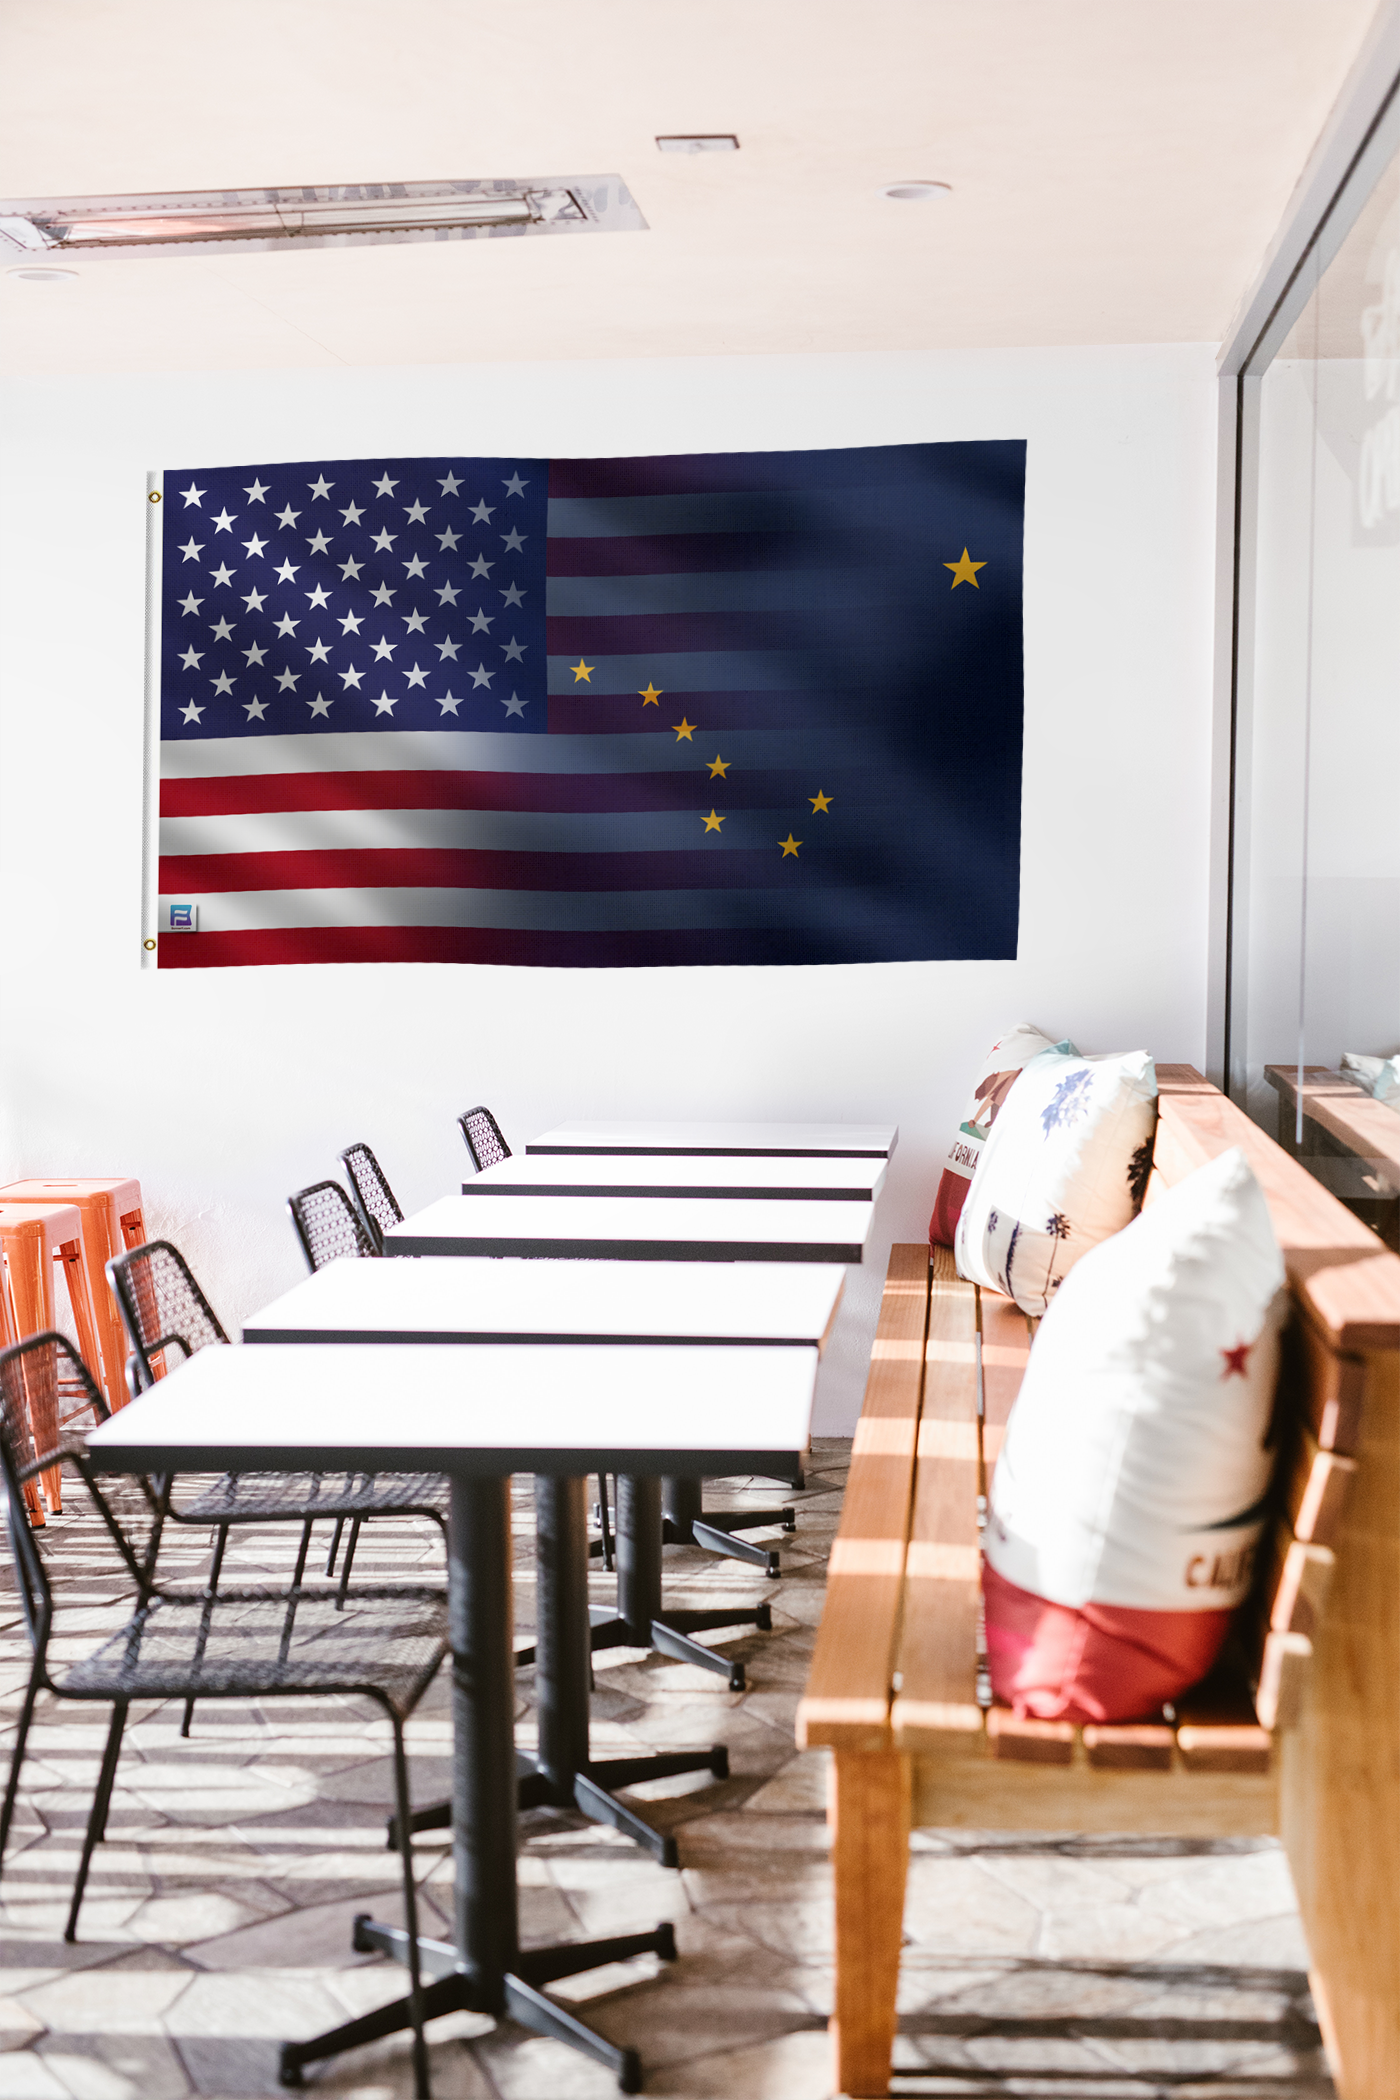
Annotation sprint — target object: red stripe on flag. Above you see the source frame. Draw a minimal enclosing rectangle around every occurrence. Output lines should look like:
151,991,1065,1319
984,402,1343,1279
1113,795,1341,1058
156,926,817,969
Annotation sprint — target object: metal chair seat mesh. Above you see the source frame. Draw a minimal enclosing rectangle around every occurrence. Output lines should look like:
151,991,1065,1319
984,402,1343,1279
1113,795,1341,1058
458,1107,511,1173
340,1143,404,1247
58,1585,448,1721
178,1469,447,1523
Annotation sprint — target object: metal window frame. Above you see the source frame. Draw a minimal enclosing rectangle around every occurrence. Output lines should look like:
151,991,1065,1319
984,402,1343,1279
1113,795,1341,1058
1210,1,1400,1093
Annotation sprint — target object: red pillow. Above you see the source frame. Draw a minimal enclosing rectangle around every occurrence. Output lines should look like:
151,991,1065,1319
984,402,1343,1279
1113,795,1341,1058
983,1562,1230,1724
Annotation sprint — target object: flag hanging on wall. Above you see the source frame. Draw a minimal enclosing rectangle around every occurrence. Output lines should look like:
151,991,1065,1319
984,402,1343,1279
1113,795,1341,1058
153,441,1025,968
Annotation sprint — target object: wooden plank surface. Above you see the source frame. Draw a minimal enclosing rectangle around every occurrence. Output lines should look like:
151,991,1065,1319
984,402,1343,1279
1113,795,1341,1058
1156,1067,1400,1349
890,1251,981,1748
979,1289,1033,1481
1265,1063,1400,1196
912,1752,1278,1836
797,1244,929,1752
830,1751,911,2099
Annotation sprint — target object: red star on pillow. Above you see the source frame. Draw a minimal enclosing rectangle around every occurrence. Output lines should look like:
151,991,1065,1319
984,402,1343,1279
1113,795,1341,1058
1220,1341,1251,1379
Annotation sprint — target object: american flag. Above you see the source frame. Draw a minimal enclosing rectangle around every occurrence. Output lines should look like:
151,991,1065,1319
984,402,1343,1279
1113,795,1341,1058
155,441,1025,967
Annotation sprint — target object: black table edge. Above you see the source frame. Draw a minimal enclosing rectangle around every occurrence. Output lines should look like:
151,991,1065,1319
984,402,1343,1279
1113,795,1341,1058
87,1445,809,1479
243,1327,822,1348
383,1236,865,1263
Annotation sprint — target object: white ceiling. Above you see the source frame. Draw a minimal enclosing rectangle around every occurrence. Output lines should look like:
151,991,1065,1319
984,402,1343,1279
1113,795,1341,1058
0,0,1383,375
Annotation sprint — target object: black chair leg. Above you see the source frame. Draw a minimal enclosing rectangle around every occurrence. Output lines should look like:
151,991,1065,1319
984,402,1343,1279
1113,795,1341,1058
389,1716,430,2100
0,1660,43,1872
324,1516,346,1578
336,1516,363,1608
65,1700,128,1943
182,1523,231,1738
596,1474,614,1573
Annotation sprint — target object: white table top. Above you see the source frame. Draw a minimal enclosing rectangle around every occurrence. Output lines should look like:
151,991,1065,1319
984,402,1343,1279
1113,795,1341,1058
384,1193,874,1264
86,1342,817,1478
243,1257,845,1349
525,1119,897,1160
464,1155,887,1202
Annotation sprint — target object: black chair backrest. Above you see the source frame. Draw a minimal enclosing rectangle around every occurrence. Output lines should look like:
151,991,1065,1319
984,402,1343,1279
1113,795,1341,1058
288,1180,376,1272
458,1106,511,1174
339,1142,403,1254
107,1241,230,1392
0,1335,135,1656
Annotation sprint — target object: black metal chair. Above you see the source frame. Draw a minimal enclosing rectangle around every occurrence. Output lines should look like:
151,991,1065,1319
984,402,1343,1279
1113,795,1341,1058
340,1142,404,1255
458,1106,511,1173
0,1332,443,2097
106,1239,448,1733
288,1178,376,1266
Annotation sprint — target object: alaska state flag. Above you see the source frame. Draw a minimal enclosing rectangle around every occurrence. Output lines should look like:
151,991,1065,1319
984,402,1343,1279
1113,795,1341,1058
155,440,1025,968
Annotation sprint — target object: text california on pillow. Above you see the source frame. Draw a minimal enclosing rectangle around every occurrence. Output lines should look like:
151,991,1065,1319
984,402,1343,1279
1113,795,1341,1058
954,1046,1159,1316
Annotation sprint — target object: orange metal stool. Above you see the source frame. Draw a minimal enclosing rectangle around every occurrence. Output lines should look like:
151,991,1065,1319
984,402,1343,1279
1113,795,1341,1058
0,1180,147,1412
0,1202,106,1514
0,1258,41,1527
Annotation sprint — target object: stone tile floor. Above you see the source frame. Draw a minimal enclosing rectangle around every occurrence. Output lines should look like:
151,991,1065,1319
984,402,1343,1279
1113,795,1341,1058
0,1442,1333,2098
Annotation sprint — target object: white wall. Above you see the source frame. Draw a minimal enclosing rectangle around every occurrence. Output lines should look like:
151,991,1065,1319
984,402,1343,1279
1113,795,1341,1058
0,343,1218,1430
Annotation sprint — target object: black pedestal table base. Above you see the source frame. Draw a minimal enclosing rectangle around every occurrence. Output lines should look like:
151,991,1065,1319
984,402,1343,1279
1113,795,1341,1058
287,1476,673,2095
659,1475,795,1578
395,1478,736,1865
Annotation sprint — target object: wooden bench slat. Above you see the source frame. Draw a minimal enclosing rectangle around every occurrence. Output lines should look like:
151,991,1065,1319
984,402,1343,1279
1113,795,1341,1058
1082,1723,1175,1770
890,1253,982,1748
1284,1308,1366,1456
797,1242,929,1751
1283,1422,1358,1544
979,1288,1032,1480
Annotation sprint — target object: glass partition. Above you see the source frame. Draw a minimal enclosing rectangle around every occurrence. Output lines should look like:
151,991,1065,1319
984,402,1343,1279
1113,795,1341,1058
1234,140,1400,1247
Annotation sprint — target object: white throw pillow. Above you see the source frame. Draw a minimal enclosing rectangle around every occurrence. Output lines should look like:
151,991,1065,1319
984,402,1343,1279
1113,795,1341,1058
1341,1050,1400,1107
954,1047,1158,1315
928,1023,1076,1246
985,1146,1287,1612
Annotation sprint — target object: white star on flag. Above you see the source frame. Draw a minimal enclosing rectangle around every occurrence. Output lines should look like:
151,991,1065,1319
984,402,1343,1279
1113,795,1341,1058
470,500,494,523
308,691,332,716
502,691,526,717
180,484,206,507
372,691,398,715
308,476,333,499
211,564,235,586
438,471,462,495
180,700,203,722
374,473,398,497
243,479,269,503
213,509,235,532
404,499,429,523
179,538,203,561
503,473,527,497
470,663,494,688
244,696,269,719
438,690,463,715
503,638,526,662
179,646,203,670
404,663,429,689
242,534,267,557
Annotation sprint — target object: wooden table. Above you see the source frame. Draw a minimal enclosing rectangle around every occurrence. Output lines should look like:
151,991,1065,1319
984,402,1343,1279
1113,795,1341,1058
385,1192,875,1265
526,1118,897,1158
88,1341,816,2094
1266,1064,1400,1236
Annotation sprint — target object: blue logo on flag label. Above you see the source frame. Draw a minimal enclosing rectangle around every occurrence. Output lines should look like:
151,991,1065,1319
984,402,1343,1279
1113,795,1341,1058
168,902,197,931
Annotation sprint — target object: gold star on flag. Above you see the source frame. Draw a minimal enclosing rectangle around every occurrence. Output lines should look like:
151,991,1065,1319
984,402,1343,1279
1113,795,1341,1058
708,754,730,778
780,833,802,858
702,809,724,832
673,718,696,741
639,682,662,705
571,659,594,682
944,548,986,589
809,789,833,813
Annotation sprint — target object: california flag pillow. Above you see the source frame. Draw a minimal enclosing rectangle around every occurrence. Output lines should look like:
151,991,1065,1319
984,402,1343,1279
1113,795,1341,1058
928,1024,1076,1247
954,1047,1158,1315
983,1146,1286,1721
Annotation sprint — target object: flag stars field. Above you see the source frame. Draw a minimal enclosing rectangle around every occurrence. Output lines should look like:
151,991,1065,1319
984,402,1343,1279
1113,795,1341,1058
780,833,802,858
945,547,987,588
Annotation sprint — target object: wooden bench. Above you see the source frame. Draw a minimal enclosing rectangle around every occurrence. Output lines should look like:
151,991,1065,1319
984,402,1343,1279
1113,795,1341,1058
798,1065,1400,2099
1267,1062,1400,1248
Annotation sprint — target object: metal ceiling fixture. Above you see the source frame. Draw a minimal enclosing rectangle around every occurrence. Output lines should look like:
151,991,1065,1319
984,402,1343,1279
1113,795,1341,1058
655,136,739,154
0,177,647,263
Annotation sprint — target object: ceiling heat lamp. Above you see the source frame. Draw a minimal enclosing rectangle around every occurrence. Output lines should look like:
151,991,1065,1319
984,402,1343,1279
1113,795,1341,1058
0,176,647,264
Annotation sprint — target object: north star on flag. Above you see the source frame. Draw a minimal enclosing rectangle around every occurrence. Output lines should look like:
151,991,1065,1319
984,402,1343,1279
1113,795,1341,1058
155,442,1026,968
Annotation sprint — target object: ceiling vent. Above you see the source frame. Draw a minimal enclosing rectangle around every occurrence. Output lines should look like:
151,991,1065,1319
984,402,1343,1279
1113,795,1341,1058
0,177,647,262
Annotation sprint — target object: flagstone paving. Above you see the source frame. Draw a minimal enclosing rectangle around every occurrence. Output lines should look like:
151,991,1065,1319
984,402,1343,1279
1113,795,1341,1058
0,1444,1333,2097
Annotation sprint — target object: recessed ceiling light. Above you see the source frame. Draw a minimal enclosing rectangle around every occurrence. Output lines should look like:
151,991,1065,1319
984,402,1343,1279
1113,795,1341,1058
5,265,78,282
656,136,739,154
0,178,647,262
880,181,952,202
